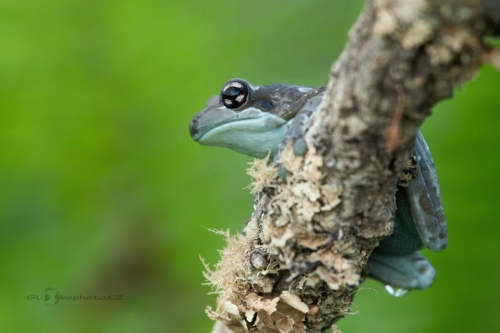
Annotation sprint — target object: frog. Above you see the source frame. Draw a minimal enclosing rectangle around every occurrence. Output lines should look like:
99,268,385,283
189,79,448,291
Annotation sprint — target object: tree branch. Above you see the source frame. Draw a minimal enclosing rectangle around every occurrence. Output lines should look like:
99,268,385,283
205,1,500,332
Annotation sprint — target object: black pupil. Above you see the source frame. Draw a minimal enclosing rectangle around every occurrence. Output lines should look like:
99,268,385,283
221,82,248,109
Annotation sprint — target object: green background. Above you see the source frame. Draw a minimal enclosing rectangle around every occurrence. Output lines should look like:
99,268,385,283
1,1,499,332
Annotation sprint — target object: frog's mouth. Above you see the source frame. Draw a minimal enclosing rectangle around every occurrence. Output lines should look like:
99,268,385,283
189,107,289,159
190,115,268,142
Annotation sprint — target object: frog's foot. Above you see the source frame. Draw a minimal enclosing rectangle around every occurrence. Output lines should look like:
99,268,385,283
276,110,313,181
282,92,325,156
366,252,436,290
278,111,310,156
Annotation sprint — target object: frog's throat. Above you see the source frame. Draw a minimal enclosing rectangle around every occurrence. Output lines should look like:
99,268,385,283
198,114,290,159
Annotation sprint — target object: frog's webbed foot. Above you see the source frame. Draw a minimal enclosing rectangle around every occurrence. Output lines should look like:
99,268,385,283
404,132,448,252
280,93,324,156
276,108,315,181
275,94,324,181
366,252,436,290
278,110,313,156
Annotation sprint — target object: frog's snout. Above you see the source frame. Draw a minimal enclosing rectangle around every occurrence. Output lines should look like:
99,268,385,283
189,117,200,141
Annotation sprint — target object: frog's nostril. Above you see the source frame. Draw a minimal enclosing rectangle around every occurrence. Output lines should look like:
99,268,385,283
189,118,199,140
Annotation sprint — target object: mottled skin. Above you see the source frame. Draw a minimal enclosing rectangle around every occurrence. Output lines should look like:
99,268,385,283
190,79,448,290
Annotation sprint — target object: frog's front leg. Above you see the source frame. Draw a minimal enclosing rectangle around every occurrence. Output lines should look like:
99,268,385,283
276,95,322,180
280,94,324,156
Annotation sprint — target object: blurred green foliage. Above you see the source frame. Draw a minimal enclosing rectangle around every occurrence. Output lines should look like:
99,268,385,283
1,1,499,332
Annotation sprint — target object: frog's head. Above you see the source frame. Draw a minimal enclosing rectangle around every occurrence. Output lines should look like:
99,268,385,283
189,79,323,158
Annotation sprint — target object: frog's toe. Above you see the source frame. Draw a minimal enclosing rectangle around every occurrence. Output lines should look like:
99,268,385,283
277,163,288,182
366,252,436,290
292,137,308,156
284,111,311,156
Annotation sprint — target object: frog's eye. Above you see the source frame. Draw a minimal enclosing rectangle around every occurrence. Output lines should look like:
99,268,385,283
221,80,249,109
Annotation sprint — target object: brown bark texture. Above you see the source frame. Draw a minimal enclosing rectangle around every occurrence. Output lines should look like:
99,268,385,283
205,1,500,332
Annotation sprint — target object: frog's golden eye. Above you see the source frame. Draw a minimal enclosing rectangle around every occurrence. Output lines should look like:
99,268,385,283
221,80,249,109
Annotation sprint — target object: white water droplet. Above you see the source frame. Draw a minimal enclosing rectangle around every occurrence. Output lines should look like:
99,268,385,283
385,285,409,297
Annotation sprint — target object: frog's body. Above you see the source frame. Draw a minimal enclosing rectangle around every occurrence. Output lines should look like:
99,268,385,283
190,79,448,291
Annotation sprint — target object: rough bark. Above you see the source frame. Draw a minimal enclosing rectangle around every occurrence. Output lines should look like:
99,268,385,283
205,1,500,332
